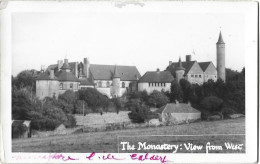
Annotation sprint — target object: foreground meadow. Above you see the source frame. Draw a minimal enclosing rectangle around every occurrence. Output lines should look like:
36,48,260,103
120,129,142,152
12,117,245,153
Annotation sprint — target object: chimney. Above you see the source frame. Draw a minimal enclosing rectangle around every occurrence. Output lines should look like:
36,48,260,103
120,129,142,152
135,74,139,80
64,59,68,64
74,62,78,78
186,55,191,62
156,68,160,72
169,61,172,66
57,60,63,71
50,69,54,79
83,57,90,78
40,65,45,72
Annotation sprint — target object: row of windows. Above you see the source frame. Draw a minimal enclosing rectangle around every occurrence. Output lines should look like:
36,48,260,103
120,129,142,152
59,83,79,90
190,74,217,78
148,83,166,87
190,74,202,78
96,81,126,88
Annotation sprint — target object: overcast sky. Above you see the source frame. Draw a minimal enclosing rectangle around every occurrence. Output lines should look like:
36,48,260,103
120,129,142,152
12,2,245,76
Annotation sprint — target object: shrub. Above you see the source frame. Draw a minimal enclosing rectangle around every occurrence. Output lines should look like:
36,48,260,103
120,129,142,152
64,114,76,128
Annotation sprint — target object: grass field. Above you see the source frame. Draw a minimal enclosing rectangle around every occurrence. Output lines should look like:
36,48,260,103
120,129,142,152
12,117,245,153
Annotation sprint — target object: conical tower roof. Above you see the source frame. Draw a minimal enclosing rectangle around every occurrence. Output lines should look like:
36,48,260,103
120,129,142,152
176,57,185,70
113,65,120,78
61,59,71,70
217,31,225,44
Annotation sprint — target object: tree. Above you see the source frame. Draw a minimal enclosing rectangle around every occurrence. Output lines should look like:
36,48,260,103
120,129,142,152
78,88,108,112
148,90,169,108
128,103,150,123
12,121,27,138
179,79,193,103
12,70,37,92
111,97,122,114
58,90,77,113
170,80,183,103
201,96,224,119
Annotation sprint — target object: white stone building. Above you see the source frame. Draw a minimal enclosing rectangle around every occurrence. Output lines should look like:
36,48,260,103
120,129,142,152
138,69,174,94
36,58,141,99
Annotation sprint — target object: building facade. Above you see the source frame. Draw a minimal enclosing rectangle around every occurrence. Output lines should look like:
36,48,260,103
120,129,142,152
166,31,225,85
138,69,174,94
36,58,141,99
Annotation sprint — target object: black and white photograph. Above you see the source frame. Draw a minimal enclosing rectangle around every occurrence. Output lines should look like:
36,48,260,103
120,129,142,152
1,0,258,163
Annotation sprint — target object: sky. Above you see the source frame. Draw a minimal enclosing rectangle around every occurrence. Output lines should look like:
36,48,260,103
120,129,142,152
12,2,245,76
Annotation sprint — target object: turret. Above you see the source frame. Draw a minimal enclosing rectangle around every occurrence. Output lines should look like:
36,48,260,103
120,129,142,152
83,57,90,78
216,31,226,82
61,59,71,72
111,65,121,98
175,57,185,83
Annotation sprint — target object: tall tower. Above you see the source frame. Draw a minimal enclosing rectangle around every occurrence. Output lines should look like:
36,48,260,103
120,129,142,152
175,57,185,83
216,31,226,82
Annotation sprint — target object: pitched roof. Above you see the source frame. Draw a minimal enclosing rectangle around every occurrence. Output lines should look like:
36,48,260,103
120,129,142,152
90,64,141,81
217,31,225,44
198,62,211,72
113,65,120,78
79,78,94,86
36,72,58,80
167,61,196,75
158,103,201,113
58,71,79,82
176,57,185,70
139,71,174,83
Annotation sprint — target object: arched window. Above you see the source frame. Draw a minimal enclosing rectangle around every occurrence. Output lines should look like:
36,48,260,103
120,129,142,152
59,83,63,89
98,81,102,87
106,81,110,87
122,82,125,88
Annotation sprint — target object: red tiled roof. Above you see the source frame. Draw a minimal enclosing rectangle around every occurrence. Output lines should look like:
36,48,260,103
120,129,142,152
90,64,141,81
139,71,174,83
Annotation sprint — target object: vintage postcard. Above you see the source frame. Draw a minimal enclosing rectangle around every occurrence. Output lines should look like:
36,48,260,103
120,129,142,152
1,0,258,163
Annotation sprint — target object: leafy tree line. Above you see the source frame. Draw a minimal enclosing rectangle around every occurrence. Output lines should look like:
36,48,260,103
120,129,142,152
169,68,245,119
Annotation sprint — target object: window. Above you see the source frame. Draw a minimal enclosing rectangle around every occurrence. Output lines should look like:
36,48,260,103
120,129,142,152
70,83,73,89
149,83,150,87
164,83,166,87
106,81,110,87
59,83,63,89
122,82,125,88
195,75,198,78
199,75,202,78
191,74,194,78
98,81,102,87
